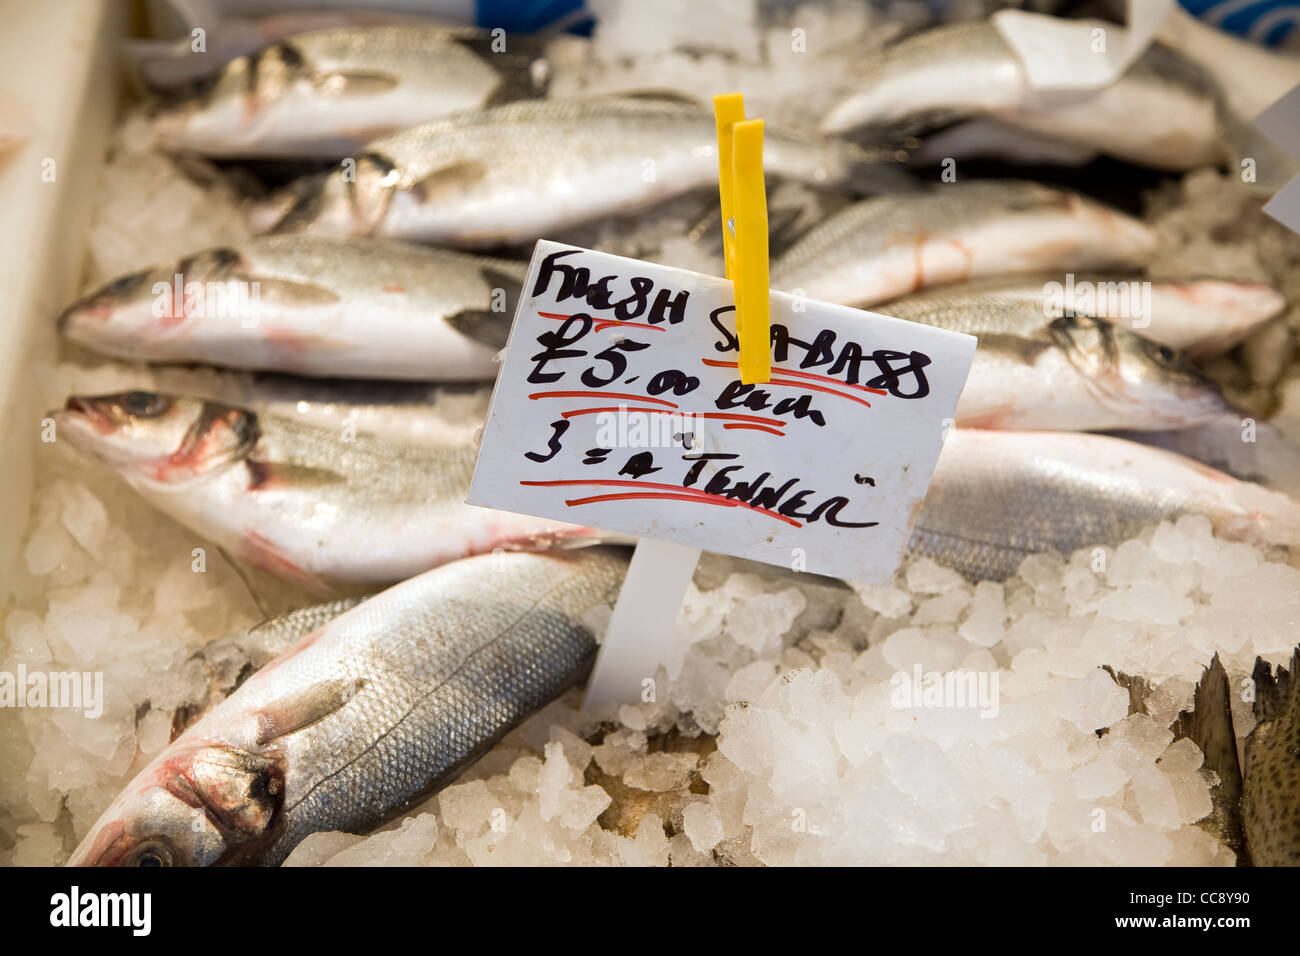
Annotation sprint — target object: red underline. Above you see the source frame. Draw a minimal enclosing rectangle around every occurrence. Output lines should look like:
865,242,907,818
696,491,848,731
528,390,679,408
767,377,872,408
702,359,887,396
559,406,785,426
520,478,802,527
724,422,785,435
537,311,664,333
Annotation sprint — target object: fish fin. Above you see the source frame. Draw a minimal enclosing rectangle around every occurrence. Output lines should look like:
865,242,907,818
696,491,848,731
449,30,550,106
1101,666,1152,716
604,89,707,107
246,275,343,308
252,676,366,745
412,160,489,202
1251,647,1300,723
240,530,336,596
443,264,523,351
245,458,346,491
1171,654,1250,865
446,309,512,351
311,69,400,97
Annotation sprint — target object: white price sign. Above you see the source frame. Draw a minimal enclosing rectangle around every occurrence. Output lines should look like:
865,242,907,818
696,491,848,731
469,241,975,586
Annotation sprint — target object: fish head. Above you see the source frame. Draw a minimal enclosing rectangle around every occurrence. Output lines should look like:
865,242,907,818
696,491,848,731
1048,315,1228,427
151,44,305,152
253,152,397,236
58,248,246,354
68,744,285,867
54,391,260,486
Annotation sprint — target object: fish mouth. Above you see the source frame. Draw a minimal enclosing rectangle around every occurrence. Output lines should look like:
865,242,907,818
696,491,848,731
60,396,118,434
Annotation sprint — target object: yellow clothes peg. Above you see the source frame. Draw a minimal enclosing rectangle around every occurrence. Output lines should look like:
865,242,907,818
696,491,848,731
713,93,771,385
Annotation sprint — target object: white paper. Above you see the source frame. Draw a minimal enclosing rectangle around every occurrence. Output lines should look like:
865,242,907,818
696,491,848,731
993,0,1174,91
468,242,976,586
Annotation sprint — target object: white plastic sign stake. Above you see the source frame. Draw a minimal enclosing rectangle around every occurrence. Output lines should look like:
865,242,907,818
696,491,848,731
993,0,1174,91
468,242,976,704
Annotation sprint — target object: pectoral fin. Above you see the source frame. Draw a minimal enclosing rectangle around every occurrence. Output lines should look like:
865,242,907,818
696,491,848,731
313,70,400,97
253,676,366,746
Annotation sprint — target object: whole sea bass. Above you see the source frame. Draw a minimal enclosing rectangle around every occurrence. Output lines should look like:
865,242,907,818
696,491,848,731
251,98,913,245
52,391,609,593
150,25,550,158
883,276,1284,359
821,21,1222,171
770,181,1156,307
58,238,524,380
68,548,629,866
883,295,1227,431
912,430,1300,581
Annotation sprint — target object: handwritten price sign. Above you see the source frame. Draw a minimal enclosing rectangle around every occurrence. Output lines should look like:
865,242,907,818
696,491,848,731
469,242,976,584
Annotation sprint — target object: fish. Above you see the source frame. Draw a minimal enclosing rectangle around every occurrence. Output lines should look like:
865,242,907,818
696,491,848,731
1242,649,1300,865
883,275,1284,359
250,97,914,245
882,296,1228,431
57,237,524,381
125,11,443,92
149,25,550,158
67,547,629,866
149,366,492,448
820,20,1222,171
52,391,614,593
770,181,1156,308
911,429,1300,581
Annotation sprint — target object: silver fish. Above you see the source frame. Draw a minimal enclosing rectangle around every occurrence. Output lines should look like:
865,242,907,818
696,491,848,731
150,25,549,158
52,391,610,593
821,21,1222,171
883,295,1227,431
58,237,524,381
126,11,442,92
67,547,629,866
252,98,914,245
911,429,1300,580
883,275,1285,359
771,180,1157,307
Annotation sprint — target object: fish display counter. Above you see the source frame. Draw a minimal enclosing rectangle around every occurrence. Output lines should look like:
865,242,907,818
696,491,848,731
2,0,1300,879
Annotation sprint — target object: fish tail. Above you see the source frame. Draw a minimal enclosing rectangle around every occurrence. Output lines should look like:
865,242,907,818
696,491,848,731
1172,653,1250,864
1251,647,1300,724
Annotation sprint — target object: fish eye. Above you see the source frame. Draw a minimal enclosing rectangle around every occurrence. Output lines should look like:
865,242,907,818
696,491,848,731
101,271,148,297
1143,340,1179,366
127,841,174,867
121,391,171,418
